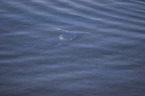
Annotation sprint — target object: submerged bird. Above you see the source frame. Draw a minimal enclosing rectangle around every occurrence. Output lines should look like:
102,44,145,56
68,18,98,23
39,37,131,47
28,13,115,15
55,27,90,46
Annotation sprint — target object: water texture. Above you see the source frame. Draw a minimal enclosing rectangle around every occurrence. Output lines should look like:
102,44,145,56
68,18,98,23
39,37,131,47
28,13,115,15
0,0,145,96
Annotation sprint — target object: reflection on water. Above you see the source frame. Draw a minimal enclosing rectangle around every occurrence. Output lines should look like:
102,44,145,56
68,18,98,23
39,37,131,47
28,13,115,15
0,0,145,96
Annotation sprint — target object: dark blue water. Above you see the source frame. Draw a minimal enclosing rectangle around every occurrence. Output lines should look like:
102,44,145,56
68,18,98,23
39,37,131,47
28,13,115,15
0,0,145,96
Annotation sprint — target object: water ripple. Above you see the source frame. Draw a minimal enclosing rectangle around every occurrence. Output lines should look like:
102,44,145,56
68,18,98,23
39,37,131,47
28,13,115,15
0,0,145,96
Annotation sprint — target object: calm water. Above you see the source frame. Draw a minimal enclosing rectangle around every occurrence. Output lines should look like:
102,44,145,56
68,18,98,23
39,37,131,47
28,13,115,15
0,0,145,96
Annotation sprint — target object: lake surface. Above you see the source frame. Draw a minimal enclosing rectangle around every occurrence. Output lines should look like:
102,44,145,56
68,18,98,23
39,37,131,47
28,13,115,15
0,0,145,96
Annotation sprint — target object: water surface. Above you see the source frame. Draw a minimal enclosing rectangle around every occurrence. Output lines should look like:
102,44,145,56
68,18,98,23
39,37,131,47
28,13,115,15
0,0,145,96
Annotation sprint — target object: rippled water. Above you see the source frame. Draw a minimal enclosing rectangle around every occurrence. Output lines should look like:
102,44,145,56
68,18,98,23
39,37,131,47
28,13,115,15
0,0,145,96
